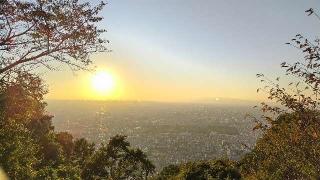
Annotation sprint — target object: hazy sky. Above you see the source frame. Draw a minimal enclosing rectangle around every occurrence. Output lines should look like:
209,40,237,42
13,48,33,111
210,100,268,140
44,0,320,102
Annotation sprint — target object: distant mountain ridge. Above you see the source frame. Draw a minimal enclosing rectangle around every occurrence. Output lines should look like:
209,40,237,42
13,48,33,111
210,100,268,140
195,97,259,105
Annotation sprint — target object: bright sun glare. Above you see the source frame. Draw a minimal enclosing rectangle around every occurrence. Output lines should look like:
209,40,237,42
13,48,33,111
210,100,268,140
91,71,115,95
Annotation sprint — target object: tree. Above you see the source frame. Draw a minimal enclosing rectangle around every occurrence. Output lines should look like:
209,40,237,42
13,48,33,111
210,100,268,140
0,72,47,178
72,138,95,169
82,135,155,180
157,164,180,180
36,163,81,180
240,112,320,179
241,8,320,179
0,122,39,179
0,71,48,125
0,72,70,178
253,9,320,134
56,131,74,158
0,0,108,177
156,159,241,180
0,0,108,80
0,1,118,178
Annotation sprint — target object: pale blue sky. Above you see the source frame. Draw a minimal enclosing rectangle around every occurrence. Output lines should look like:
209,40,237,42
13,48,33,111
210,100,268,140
45,0,320,101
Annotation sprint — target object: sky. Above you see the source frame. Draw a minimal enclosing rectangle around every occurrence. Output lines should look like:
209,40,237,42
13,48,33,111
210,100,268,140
44,0,320,102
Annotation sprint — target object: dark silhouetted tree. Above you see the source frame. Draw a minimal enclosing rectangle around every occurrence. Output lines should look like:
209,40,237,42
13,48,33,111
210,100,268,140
56,132,74,158
0,0,108,80
157,164,180,180
72,138,95,169
156,159,241,180
82,135,155,180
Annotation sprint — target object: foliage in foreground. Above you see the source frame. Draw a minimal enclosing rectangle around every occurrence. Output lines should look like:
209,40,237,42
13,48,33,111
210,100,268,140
240,112,320,179
0,73,155,179
156,159,241,180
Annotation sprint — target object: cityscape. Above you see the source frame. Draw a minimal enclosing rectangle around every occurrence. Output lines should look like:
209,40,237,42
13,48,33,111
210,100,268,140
49,100,261,169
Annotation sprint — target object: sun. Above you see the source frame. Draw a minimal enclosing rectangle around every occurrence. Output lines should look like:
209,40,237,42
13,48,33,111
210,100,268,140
91,71,115,95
